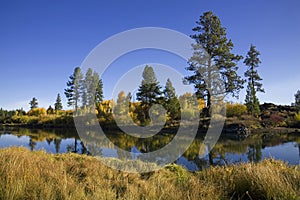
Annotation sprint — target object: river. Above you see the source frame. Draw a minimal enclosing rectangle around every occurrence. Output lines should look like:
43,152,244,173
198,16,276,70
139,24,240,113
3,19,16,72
0,127,299,171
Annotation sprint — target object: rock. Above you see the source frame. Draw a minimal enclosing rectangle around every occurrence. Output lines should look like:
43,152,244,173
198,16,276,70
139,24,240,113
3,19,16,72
222,123,250,140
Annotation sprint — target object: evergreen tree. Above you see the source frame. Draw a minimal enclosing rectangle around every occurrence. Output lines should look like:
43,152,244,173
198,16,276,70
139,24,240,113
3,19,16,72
185,11,244,111
81,68,93,109
163,79,180,120
76,68,104,112
245,83,260,116
136,65,162,123
29,97,38,109
136,65,162,106
295,90,300,109
244,44,264,117
164,78,176,100
95,77,104,106
91,71,103,105
54,93,63,111
64,67,83,113
81,91,87,109
47,105,54,114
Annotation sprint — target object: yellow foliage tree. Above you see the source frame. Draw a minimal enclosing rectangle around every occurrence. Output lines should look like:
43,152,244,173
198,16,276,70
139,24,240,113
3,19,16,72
226,103,247,118
27,108,47,116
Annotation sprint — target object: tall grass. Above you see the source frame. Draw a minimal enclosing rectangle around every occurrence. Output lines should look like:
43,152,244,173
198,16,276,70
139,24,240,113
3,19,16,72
0,147,299,200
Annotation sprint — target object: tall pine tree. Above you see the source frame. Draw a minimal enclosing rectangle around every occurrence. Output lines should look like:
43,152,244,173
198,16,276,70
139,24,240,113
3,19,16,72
244,44,264,117
163,78,180,121
136,65,162,123
185,11,244,111
80,68,104,111
54,93,63,111
81,68,93,108
82,68,93,109
164,78,176,100
64,67,83,113
136,65,162,106
95,77,104,106
92,71,104,106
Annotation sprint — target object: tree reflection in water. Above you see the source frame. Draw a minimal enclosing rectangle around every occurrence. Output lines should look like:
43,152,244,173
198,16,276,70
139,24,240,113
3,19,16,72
0,128,299,170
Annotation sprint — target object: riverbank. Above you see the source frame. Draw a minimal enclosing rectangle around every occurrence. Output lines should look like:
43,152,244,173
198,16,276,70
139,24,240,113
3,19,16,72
0,147,299,200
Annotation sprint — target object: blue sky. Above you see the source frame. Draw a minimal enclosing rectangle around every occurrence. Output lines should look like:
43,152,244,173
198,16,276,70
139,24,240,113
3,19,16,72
0,0,299,110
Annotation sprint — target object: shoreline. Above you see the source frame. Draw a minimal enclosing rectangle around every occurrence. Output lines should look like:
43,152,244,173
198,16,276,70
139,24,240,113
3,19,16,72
1,122,300,136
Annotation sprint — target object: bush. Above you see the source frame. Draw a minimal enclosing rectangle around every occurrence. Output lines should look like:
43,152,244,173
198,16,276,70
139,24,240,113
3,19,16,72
294,112,300,122
11,116,30,124
27,108,47,116
226,103,247,118
288,112,300,128
181,109,196,120
262,113,285,128
56,110,73,116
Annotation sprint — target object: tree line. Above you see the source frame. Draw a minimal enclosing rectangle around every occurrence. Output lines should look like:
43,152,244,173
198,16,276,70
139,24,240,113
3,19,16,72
3,11,300,126
61,11,265,124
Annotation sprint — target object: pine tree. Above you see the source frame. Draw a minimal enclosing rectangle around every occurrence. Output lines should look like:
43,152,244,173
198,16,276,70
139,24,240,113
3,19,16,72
81,68,93,109
244,44,264,117
185,11,244,111
136,65,162,106
164,78,176,100
47,105,54,114
95,77,104,106
136,65,162,123
78,68,104,111
29,97,38,109
64,67,83,113
245,83,260,116
54,93,63,111
295,90,300,109
163,79,180,121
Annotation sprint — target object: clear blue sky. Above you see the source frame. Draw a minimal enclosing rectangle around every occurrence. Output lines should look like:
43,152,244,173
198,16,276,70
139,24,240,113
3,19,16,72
0,0,299,110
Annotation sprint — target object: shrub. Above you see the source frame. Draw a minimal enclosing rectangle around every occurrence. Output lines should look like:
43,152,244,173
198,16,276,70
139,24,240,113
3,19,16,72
294,112,300,122
226,103,247,118
27,108,47,116
181,109,196,120
11,116,30,124
270,113,284,125
289,112,300,128
56,110,73,116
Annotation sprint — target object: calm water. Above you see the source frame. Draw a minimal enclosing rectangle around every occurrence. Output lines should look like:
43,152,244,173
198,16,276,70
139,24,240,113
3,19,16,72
0,128,299,171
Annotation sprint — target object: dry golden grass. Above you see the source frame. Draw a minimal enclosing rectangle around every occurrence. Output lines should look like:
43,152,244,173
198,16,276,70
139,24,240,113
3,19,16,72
0,147,299,200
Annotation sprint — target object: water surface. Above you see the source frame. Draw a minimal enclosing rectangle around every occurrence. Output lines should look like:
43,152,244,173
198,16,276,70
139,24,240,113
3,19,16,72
0,128,299,171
